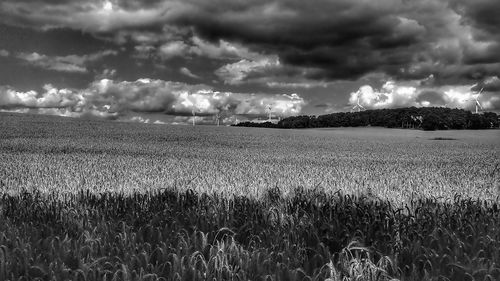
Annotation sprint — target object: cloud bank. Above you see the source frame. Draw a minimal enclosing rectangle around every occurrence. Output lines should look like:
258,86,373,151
348,77,500,111
0,78,305,124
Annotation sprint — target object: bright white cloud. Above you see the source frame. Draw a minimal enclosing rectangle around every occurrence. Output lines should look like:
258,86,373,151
153,120,166,125
0,84,119,119
0,78,306,124
158,41,189,59
0,84,77,108
0,88,39,108
350,81,419,109
129,116,150,123
103,1,113,12
349,79,500,111
271,93,304,115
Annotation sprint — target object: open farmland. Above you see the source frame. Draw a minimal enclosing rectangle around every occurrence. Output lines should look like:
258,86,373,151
0,112,499,280
1,113,499,202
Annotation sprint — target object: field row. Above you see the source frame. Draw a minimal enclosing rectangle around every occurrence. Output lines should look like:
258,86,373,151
1,116,498,203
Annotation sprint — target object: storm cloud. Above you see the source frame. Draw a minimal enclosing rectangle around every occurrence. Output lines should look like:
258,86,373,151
0,0,499,117
1,0,499,83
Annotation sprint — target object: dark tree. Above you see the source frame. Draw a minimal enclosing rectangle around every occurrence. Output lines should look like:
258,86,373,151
234,107,499,131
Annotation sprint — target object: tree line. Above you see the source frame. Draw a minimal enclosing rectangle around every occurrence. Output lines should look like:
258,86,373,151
234,107,499,130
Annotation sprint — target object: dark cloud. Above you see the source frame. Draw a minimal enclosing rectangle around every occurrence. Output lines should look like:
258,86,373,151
0,23,115,56
471,76,500,92
483,77,500,92
175,0,500,83
170,0,423,80
450,0,500,35
2,0,499,83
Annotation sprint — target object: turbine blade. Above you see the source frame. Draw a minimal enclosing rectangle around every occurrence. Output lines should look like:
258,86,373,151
476,101,483,109
477,88,484,96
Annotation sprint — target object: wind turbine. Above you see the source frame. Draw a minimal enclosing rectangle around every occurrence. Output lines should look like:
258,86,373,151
191,107,197,126
352,91,365,112
266,104,272,122
468,88,484,114
214,111,221,126
411,115,423,128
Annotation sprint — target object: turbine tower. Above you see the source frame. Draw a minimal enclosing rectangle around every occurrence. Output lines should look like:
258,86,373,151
215,111,221,126
352,91,365,112
468,88,484,114
411,115,423,128
191,108,197,126
266,104,272,122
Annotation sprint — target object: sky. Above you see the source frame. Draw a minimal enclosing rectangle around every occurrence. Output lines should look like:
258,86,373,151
0,0,499,125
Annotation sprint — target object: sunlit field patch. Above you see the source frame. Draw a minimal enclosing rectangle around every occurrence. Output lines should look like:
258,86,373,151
0,113,498,202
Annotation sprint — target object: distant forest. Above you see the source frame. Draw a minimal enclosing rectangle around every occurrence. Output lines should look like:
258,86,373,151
234,107,499,130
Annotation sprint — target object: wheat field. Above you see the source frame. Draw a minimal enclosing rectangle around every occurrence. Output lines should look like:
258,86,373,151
1,113,498,201
0,112,499,280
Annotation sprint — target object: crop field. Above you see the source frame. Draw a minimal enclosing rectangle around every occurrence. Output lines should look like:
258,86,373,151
0,112,499,280
1,113,499,201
